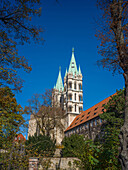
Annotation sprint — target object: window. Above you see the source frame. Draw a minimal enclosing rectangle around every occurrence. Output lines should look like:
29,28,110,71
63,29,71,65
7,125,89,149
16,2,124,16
69,106,72,112
69,94,72,101
79,95,82,101
74,82,76,89
94,112,97,115
79,107,83,113
75,93,76,100
94,107,98,111
79,84,82,90
69,82,72,89
75,104,76,112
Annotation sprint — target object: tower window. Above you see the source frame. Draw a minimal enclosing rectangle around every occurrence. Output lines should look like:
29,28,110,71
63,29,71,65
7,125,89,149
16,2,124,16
69,82,72,89
79,95,82,101
68,106,72,112
79,107,82,113
74,93,76,100
74,82,76,89
75,104,76,112
69,94,72,101
79,84,82,90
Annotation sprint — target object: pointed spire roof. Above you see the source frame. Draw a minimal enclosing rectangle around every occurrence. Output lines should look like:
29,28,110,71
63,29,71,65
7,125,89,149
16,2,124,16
65,68,67,77
79,65,82,75
68,48,78,75
55,67,64,91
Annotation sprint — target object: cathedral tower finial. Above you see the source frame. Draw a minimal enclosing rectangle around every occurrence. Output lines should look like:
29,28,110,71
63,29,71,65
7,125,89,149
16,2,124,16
72,47,74,53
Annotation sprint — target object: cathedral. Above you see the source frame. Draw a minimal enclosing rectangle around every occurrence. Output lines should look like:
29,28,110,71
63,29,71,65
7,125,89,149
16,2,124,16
28,48,112,143
52,48,83,129
28,48,83,143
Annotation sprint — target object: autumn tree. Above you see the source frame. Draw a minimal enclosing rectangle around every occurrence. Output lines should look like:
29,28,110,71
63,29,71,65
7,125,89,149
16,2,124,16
25,89,65,144
96,0,128,168
0,86,27,169
0,0,42,91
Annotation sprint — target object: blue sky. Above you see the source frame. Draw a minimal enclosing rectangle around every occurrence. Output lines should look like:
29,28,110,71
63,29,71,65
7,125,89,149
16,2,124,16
15,0,124,121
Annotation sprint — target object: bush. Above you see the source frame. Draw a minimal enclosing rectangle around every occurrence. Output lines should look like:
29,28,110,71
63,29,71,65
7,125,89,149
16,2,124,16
25,134,56,157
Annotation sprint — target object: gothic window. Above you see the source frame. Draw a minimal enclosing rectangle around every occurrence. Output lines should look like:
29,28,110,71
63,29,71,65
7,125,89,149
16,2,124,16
69,94,72,101
74,82,76,89
79,95,82,101
79,107,82,113
74,93,76,100
68,106,72,112
79,84,82,90
69,82,72,89
75,104,76,112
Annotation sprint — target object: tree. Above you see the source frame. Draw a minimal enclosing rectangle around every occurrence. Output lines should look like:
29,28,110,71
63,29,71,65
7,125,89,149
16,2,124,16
0,86,27,169
96,1,128,168
0,0,42,91
96,89,124,169
62,134,100,169
25,89,65,143
62,134,85,157
25,133,56,157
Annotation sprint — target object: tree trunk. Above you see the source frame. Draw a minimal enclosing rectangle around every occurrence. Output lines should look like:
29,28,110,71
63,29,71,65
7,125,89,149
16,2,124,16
119,72,128,169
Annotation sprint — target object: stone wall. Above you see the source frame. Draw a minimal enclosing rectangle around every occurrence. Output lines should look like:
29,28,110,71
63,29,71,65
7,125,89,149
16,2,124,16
29,157,80,170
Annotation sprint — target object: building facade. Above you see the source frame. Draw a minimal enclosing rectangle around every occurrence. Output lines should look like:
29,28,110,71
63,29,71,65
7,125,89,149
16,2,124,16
52,48,83,129
64,94,115,140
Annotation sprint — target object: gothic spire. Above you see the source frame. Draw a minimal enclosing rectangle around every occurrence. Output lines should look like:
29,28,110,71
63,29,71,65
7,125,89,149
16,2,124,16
68,48,78,75
65,68,67,77
79,65,82,75
55,67,64,91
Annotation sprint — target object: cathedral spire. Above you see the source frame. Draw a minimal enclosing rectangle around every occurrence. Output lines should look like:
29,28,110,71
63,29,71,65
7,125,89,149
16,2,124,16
65,68,67,77
68,48,78,75
55,66,64,91
79,65,82,75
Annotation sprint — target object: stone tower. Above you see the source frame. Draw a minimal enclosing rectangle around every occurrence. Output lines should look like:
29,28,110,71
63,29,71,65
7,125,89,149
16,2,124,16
53,48,83,129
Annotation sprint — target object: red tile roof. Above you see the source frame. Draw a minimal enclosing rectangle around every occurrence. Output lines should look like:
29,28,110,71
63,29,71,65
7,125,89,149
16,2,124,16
14,134,26,142
65,93,116,132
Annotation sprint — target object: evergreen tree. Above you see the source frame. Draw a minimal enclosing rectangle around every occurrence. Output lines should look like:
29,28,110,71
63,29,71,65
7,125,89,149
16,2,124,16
25,133,56,157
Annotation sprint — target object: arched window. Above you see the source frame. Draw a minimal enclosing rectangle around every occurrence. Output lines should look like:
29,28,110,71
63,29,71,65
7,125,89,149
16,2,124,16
69,94,72,101
68,106,72,112
79,107,82,113
79,95,82,101
69,82,72,89
79,84,82,90
74,82,76,89
75,104,76,112
74,93,76,100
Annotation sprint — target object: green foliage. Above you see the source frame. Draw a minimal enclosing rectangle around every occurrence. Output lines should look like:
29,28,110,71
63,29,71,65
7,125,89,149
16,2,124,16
0,86,28,169
96,89,124,169
62,134,85,157
25,133,56,157
0,86,25,148
62,90,124,169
